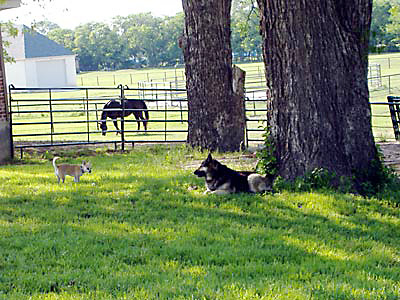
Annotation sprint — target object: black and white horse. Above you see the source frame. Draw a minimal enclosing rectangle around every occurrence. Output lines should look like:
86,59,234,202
99,97,149,136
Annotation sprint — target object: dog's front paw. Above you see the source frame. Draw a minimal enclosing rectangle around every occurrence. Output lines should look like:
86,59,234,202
187,185,198,191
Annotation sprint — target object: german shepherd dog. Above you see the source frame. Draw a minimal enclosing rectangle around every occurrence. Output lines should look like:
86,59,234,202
194,153,272,194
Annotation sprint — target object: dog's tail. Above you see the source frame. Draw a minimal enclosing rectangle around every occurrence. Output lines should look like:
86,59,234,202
248,173,273,193
53,156,60,171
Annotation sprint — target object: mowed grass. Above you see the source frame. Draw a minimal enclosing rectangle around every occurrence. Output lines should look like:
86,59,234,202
0,145,399,299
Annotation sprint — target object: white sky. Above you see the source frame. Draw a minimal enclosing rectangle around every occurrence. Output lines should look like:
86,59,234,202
0,0,183,29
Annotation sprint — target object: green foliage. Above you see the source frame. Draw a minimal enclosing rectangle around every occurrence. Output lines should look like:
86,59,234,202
2,0,263,72
255,125,277,177
1,21,18,63
272,168,340,193
370,0,400,52
47,13,185,71
356,158,400,203
0,146,400,299
272,155,400,206
231,0,262,59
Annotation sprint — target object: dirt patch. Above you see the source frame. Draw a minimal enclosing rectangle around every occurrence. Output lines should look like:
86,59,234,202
183,154,258,171
378,142,400,173
14,141,400,174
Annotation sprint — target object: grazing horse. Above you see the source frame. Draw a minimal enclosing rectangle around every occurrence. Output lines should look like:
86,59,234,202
99,97,149,136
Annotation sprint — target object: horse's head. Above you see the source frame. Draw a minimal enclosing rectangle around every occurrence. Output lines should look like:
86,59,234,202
99,121,107,136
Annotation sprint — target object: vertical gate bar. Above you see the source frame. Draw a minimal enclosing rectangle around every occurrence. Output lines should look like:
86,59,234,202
120,85,125,151
396,101,400,141
8,85,14,159
244,97,249,148
86,89,90,143
165,96,167,142
253,95,256,116
49,89,54,145
387,96,400,141
95,103,99,130
179,91,183,124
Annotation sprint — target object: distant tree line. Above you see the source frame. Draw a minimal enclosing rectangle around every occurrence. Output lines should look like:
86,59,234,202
370,0,400,52
3,0,398,72
30,1,262,72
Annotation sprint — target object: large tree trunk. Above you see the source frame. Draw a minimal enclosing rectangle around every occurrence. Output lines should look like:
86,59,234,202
257,0,379,187
181,0,245,152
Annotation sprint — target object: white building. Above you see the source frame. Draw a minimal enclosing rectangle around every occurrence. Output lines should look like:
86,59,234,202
3,25,77,88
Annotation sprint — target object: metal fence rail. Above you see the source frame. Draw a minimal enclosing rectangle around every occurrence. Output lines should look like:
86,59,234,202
8,84,398,158
8,85,188,157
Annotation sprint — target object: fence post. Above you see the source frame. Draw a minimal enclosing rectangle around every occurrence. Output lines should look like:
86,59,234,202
233,65,247,149
119,84,125,151
387,96,400,140
7,85,15,159
86,89,90,143
165,93,168,142
49,89,54,145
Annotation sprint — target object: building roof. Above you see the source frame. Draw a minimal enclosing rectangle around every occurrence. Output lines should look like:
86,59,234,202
0,0,21,11
22,25,73,58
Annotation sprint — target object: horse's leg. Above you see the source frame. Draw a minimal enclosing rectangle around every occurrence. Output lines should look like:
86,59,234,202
133,112,140,131
143,116,147,131
140,112,147,131
112,119,120,135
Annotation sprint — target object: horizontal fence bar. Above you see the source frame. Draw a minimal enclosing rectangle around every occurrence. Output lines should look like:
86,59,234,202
14,140,187,149
8,85,398,154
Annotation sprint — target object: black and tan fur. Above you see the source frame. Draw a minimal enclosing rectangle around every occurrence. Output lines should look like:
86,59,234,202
194,153,272,194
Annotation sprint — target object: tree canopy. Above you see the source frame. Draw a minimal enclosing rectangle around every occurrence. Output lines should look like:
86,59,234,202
1,1,263,71
2,0,399,71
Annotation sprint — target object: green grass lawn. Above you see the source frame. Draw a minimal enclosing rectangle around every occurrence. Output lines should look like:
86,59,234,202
0,145,399,299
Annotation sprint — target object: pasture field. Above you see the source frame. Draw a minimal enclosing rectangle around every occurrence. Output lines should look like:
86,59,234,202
0,145,399,299
8,52,400,146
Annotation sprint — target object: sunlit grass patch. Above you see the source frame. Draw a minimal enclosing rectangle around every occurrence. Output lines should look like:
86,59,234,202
0,145,399,299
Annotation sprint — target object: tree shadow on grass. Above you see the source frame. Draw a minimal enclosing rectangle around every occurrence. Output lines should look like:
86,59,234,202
1,171,400,299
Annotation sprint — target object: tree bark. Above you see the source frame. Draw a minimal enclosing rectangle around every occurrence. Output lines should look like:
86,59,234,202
257,0,379,186
181,0,245,152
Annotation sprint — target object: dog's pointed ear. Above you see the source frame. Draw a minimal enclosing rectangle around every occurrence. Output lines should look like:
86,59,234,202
207,153,212,161
82,160,86,164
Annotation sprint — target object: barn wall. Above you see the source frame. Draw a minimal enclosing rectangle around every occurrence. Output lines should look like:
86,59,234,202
65,56,77,86
4,59,27,86
5,55,77,88
24,59,38,86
